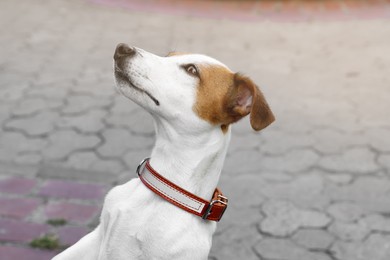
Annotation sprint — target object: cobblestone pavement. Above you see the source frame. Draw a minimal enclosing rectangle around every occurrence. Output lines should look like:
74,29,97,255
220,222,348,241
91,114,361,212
1,0,390,259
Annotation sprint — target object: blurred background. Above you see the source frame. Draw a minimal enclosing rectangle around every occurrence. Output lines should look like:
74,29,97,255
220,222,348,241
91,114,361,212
0,0,390,259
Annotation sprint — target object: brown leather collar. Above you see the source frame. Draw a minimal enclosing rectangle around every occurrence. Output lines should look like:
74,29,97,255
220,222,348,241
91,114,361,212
137,158,228,222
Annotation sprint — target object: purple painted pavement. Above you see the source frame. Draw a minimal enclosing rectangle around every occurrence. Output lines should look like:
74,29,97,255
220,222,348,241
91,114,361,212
57,225,90,245
0,197,41,219
0,177,36,195
38,180,106,200
0,245,58,260
0,219,50,243
45,201,100,224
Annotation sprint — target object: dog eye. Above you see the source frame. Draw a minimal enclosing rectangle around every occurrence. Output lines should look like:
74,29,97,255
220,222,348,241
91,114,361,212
185,64,198,76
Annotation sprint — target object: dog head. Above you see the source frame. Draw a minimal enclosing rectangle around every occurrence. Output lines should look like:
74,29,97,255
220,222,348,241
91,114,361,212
113,44,274,134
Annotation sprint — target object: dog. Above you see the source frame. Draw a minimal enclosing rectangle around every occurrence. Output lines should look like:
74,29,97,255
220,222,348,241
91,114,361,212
53,44,274,260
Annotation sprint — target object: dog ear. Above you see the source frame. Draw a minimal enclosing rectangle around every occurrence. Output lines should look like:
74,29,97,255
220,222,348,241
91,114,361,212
229,73,275,131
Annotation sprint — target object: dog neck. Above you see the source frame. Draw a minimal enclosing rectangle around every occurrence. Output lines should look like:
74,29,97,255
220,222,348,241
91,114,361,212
149,118,231,200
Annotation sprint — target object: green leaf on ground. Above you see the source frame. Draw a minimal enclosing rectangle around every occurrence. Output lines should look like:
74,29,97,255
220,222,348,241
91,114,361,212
47,218,67,226
30,234,60,250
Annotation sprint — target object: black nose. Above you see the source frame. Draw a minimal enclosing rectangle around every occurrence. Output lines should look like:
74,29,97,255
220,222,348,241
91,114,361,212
114,43,136,60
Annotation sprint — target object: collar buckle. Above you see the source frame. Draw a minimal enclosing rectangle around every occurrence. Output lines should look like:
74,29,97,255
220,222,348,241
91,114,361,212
136,157,150,177
202,195,228,220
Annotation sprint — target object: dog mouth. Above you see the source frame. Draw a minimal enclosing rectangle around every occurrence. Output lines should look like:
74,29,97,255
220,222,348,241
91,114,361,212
114,69,160,106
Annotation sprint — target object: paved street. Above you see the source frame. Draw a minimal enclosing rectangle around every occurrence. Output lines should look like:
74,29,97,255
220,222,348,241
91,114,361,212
1,0,390,259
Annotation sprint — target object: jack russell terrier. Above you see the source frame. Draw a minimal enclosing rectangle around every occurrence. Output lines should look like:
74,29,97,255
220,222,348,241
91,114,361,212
53,44,274,260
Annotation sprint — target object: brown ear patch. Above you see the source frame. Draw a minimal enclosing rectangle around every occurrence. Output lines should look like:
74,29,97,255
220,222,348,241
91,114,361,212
193,64,236,132
234,74,275,131
194,66,274,132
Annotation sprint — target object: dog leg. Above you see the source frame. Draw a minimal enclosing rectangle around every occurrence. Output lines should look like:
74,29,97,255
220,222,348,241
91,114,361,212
52,226,102,260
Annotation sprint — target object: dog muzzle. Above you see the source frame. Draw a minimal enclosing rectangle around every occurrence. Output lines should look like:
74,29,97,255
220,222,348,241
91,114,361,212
137,158,228,222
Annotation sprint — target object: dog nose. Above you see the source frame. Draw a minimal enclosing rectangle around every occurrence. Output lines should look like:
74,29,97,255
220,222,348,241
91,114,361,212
114,43,136,60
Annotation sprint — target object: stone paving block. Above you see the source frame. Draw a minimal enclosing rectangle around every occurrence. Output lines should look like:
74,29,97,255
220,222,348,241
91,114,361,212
328,219,370,241
318,147,380,174
26,28,58,48
326,202,364,222
14,153,43,164
0,218,49,243
363,214,390,232
120,149,153,182
254,238,333,260
261,173,330,210
92,158,124,174
258,171,293,182
38,164,116,184
57,225,89,246
378,154,390,172
221,149,264,175
324,176,390,212
0,162,40,178
310,128,367,154
0,69,26,85
228,132,263,153
292,229,334,250
365,128,390,152
12,97,63,117
61,151,124,173
218,175,267,208
27,82,69,99
0,177,36,194
98,128,154,158
0,132,47,162
61,95,111,115
97,128,133,157
210,225,261,260
5,111,59,136
57,109,107,133
69,77,116,98
0,245,57,260
260,129,313,154
275,114,313,134
42,130,101,160
0,104,11,125
359,107,390,129
325,173,353,184
45,201,100,224
0,197,41,219
35,68,78,86
331,233,390,260
105,109,155,136
259,200,331,236
109,96,138,114
229,118,254,135
38,179,106,200
219,205,264,230
259,148,320,173
0,83,28,102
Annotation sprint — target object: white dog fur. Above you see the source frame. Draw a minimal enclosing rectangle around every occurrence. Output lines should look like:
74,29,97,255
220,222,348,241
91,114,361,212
52,45,274,260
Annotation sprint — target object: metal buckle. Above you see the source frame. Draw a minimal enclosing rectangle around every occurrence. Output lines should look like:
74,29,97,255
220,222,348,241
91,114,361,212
202,196,228,220
217,194,228,202
136,157,150,177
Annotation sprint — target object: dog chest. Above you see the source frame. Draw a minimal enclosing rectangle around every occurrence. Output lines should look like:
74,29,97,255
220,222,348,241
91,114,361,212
98,180,215,259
